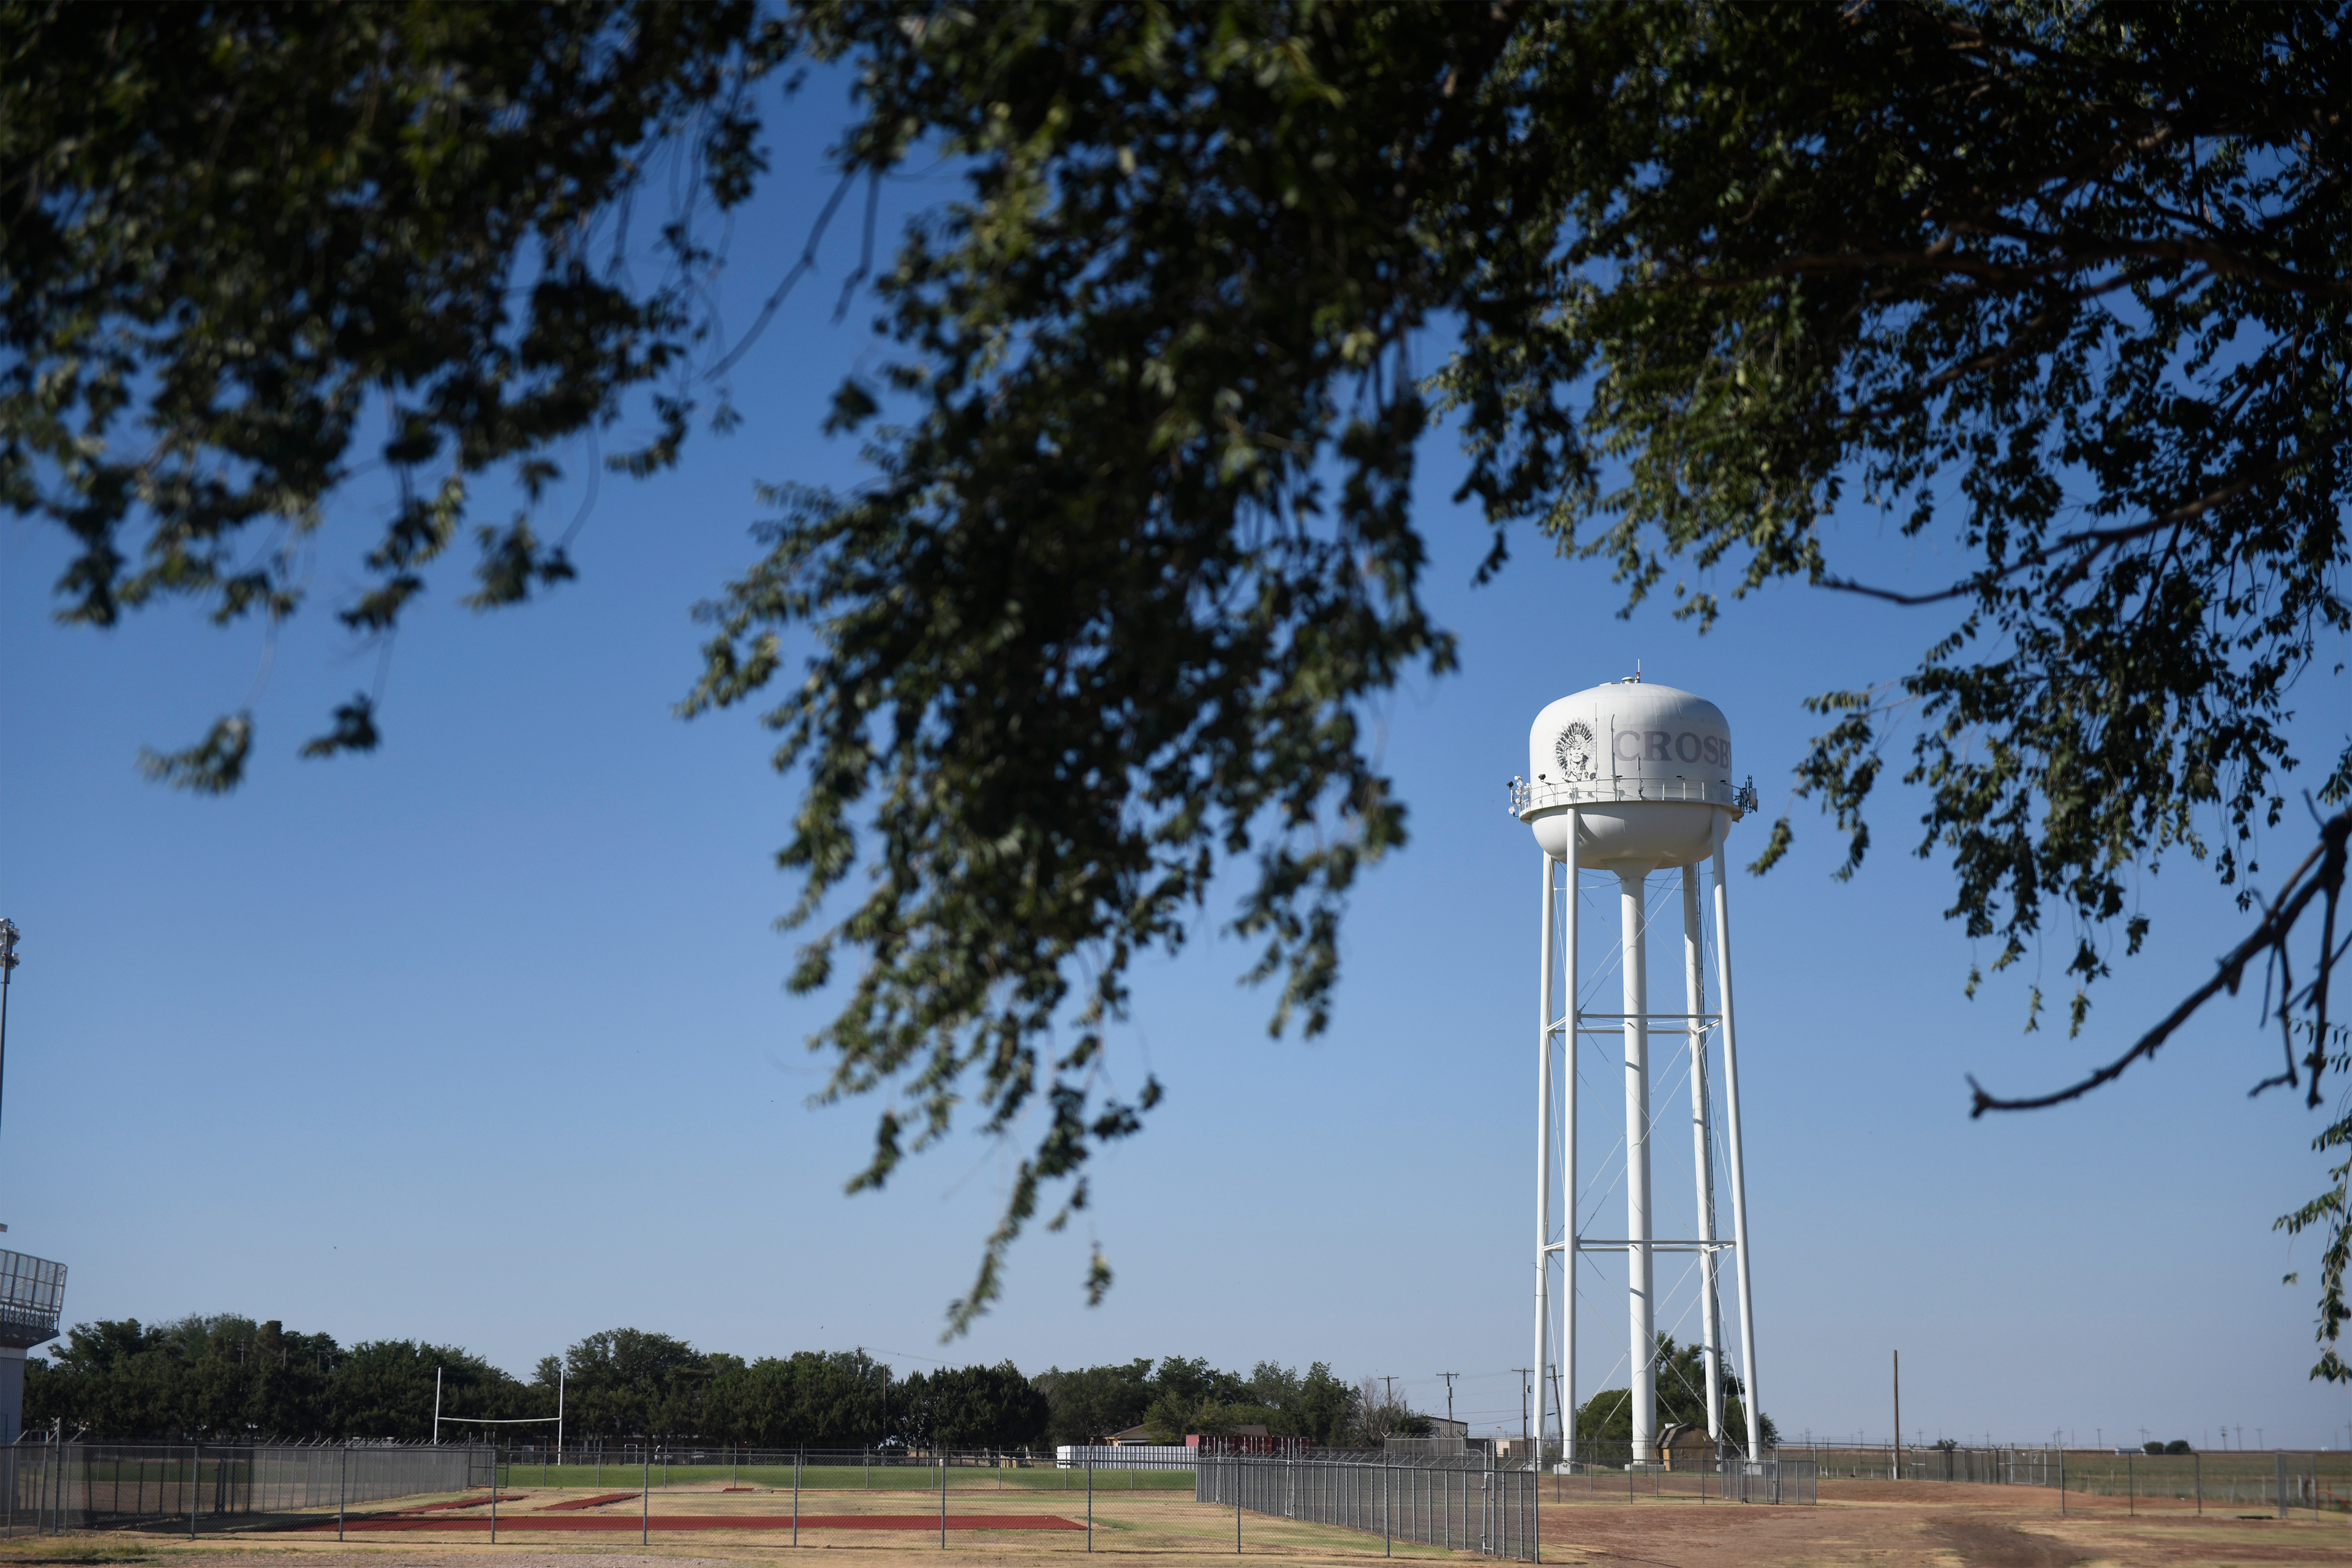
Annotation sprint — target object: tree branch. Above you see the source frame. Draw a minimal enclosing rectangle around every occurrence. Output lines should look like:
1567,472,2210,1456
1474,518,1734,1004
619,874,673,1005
1819,465,2289,606
1968,808,2351,1117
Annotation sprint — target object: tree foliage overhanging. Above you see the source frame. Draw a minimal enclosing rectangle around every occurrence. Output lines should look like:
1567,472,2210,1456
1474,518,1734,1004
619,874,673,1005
5,2,2346,1351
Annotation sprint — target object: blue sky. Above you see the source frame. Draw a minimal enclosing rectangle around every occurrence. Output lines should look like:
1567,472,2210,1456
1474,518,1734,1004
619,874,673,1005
4,73,2347,1455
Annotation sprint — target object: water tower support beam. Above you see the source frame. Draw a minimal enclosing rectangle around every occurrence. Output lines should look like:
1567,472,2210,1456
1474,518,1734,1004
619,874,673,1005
1681,865,1725,1443
1709,846,1762,1458
1562,815,1580,1465
1532,850,1555,1470
1619,870,1656,1465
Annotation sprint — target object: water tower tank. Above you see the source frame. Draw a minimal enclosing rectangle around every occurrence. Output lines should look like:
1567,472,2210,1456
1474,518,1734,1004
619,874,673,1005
1512,678,1752,867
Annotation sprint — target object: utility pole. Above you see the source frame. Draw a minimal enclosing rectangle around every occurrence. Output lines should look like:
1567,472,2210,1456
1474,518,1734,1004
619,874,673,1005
1512,1370,1533,1452
0,918,20,1142
1381,1376,1398,1408
1438,1373,1459,1428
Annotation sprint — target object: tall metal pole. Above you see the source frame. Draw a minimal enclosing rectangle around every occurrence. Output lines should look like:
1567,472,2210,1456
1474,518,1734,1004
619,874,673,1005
0,919,20,1142
1891,1351,1900,1481
1561,815,1580,1468
557,1369,564,1471
1709,847,1762,1458
433,1368,442,1446
1680,867,1724,1442
1532,854,1555,1477
1619,870,1655,1465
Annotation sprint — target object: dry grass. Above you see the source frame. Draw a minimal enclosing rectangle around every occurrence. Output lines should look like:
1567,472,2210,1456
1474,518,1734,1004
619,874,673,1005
6,1479,2351,1568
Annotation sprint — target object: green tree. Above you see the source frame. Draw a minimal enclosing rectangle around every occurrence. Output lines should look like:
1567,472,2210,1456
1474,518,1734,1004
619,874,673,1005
23,1314,527,1440
1574,1335,1774,1452
557,1327,732,1438
9,1,2345,1352
704,1349,892,1447
1034,1359,1157,1446
333,1339,533,1441
894,1362,1053,1450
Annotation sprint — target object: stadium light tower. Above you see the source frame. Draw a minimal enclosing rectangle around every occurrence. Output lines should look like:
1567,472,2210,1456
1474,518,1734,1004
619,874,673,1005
0,919,65,1447
0,916,18,1137
1510,677,1763,1468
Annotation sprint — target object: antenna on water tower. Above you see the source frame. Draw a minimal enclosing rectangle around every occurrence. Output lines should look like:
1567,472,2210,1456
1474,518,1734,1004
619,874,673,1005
1507,679,1762,1471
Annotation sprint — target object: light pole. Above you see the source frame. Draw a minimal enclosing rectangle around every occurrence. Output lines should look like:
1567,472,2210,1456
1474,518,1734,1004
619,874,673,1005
0,918,20,1140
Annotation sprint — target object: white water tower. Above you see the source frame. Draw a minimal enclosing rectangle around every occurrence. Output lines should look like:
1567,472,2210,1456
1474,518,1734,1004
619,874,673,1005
1509,676,1761,1466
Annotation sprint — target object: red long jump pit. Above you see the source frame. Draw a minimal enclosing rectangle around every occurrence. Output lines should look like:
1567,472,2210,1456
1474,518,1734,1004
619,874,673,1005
303,1513,1084,1534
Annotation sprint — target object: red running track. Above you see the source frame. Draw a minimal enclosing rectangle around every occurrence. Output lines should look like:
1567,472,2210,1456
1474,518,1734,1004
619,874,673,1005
301,1514,1084,1534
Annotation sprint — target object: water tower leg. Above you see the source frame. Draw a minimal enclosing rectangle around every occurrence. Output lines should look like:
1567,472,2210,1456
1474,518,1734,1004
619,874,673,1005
1534,850,1555,1474
1562,814,1580,1468
1681,865,1724,1444
1619,869,1655,1466
1709,847,1763,1459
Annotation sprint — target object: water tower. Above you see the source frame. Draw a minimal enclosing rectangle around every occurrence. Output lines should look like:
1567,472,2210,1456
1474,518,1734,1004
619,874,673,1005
1509,676,1760,1466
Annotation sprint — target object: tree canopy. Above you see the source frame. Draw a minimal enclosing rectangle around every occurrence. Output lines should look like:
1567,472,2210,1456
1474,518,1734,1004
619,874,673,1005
29,1316,1384,1451
1574,1335,1774,1452
6,1,2345,1351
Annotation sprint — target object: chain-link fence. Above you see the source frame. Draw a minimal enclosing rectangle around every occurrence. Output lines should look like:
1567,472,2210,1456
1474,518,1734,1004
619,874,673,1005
4,1440,483,1536
1537,1447,1814,1506
482,1446,1192,1491
1795,1444,2352,1515
1197,1453,1540,1560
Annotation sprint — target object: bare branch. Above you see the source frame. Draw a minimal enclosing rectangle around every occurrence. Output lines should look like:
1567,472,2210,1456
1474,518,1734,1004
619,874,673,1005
1969,809,2351,1117
1820,464,2293,606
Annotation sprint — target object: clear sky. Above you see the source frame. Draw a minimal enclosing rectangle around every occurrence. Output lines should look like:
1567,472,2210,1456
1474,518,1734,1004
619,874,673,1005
4,72,2346,1456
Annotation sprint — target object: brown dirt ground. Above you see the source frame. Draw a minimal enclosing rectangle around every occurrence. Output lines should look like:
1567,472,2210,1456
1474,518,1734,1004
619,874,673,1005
6,1479,2351,1568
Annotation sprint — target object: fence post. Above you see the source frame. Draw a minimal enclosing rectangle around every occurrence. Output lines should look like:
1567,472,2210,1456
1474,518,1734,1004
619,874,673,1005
190,1442,198,1540
1085,1446,1093,1553
940,1448,948,1550
2057,1446,2065,1515
2127,1450,2133,1517
1236,1458,1243,1553
1383,1462,1392,1558
2194,1450,2201,1516
491,1457,499,1544
641,1449,649,1545
2278,1450,2288,1521
792,1449,801,1548
338,1443,347,1542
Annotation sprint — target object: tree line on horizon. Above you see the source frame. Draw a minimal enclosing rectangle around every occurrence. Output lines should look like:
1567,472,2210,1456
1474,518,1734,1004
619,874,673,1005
23,1315,1425,1448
